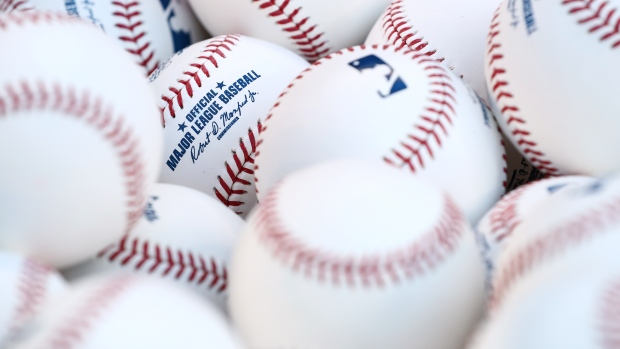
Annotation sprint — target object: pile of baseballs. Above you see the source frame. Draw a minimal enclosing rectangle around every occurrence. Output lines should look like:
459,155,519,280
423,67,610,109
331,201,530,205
0,0,618,348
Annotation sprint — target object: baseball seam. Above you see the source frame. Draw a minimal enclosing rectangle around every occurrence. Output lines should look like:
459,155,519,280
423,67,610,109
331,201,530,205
0,11,84,29
213,124,260,216
382,61,456,172
487,180,530,244
486,9,560,176
46,275,134,349
490,194,620,310
254,44,457,192
159,34,240,126
0,81,146,235
112,1,159,76
255,185,466,288
0,0,33,13
563,0,620,48
251,0,330,61
97,235,228,293
380,0,440,59
6,259,52,344
600,275,620,349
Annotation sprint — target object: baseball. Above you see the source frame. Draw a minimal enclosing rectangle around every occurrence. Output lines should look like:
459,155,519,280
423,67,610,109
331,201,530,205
469,264,620,349
1,0,618,346
229,159,485,349
11,274,243,349
485,0,620,176
365,0,500,100
151,34,309,218
475,175,593,292
489,174,620,311
0,12,163,268
0,0,208,76
186,0,391,61
62,183,243,312
0,252,67,347
254,44,506,223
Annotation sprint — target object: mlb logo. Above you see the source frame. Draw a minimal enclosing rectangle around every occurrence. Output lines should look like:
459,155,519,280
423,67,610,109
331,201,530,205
160,0,191,52
348,54,407,98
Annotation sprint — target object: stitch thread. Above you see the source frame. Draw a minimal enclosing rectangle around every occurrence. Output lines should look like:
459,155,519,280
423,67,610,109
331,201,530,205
254,45,458,192
487,181,531,244
255,185,466,288
159,34,240,126
0,81,146,235
251,0,330,61
97,234,228,293
0,0,33,13
380,0,438,58
46,275,134,349
563,0,620,48
600,275,620,349
5,259,52,344
490,194,620,310
214,125,260,215
383,63,456,172
112,1,159,76
0,11,84,30
486,9,560,176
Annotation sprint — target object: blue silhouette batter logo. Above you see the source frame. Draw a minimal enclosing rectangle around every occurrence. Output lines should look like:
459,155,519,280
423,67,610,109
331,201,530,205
348,54,407,98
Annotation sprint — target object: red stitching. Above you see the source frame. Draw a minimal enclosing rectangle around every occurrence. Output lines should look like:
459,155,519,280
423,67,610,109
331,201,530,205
0,11,84,30
46,275,134,349
563,0,620,48
255,185,466,288
0,81,146,235
380,0,438,58
600,276,620,349
254,44,456,191
0,0,33,13
490,194,620,310
112,1,158,76
6,259,52,342
159,34,240,126
383,64,456,172
486,10,560,176
213,124,260,215
487,182,531,244
97,235,228,293
251,0,330,61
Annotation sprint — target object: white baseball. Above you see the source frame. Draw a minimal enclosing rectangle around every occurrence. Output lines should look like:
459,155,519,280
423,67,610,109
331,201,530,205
0,252,67,347
151,34,309,218
0,12,163,268
485,0,620,176
365,0,500,100
61,183,243,312
186,0,391,61
11,274,243,349
489,174,620,312
1,0,208,76
229,159,485,349
254,44,506,223
475,175,593,292
469,264,620,349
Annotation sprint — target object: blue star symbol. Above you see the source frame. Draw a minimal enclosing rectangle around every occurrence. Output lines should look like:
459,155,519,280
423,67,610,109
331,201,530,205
216,81,226,90
177,122,187,132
